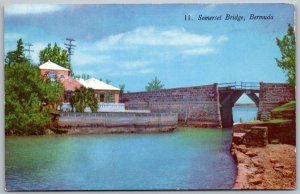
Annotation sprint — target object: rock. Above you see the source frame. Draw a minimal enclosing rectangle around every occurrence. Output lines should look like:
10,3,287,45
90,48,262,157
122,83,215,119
255,168,265,174
252,158,263,168
274,163,284,168
236,145,248,153
270,157,279,163
271,139,280,144
44,129,55,135
274,167,282,172
284,165,293,170
255,186,265,190
233,132,246,144
249,177,263,185
237,153,247,163
245,150,257,157
283,170,293,178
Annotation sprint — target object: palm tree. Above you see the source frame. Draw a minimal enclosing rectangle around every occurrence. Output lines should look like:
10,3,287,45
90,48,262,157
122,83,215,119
70,88,98,112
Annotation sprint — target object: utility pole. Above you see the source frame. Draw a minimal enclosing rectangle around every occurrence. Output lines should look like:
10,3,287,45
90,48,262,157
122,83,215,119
24,43,34,62
64,38,76,65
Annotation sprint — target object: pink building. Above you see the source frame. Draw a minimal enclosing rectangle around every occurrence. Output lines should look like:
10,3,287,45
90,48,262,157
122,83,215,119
38,60,120,104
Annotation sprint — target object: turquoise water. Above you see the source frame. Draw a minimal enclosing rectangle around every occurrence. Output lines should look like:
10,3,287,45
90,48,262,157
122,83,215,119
5,128,236,191
233,106,258,123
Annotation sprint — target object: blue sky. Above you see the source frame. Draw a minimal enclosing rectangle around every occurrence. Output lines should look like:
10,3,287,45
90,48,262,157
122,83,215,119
4,4,294,102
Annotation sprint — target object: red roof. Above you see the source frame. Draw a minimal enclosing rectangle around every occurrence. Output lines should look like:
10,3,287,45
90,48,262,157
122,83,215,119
62,77,83,91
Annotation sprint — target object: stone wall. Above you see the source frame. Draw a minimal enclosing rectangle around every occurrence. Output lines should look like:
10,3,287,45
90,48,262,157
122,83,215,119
232,122,296,146
57,112,178,134
120,84,222,128
258,83,295,119
232,125,268,147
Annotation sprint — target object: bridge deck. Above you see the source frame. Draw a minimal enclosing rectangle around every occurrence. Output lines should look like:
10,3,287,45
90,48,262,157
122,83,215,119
218,88,260,93
218,81,260,91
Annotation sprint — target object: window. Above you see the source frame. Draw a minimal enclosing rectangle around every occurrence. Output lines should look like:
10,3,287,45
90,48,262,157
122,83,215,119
64,91,72,102
48,71,57,81
109,93,115,103
100,94,105,102
95,93,100,102
59,75,65,81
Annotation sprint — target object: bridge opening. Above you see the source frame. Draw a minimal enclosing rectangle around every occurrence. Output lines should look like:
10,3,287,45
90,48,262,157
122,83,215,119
232,93,258,123
218,82,260,128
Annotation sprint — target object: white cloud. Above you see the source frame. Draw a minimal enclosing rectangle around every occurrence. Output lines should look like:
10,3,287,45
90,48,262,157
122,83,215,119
121,61,151,69
109,60,154,76
139,68,155,74
216,35,229,44
64,27,229,78
182,48,215,56
96,27,212,49
5,4,64,15
109,71,135,77
73,53,111,66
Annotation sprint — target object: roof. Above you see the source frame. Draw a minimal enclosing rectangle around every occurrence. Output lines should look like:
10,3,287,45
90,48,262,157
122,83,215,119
62,77,83,91
39,60,70,71
79,78,120,91
77,78,89,88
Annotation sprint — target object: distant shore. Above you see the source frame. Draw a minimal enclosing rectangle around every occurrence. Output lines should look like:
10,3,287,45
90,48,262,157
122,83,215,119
234,103,257,107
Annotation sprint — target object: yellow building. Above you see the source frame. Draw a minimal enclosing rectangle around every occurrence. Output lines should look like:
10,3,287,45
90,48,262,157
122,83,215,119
78,78,120,103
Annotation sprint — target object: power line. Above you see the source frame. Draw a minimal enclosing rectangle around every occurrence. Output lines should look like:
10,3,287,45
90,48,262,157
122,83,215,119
64,38,76,65
24,43,34,61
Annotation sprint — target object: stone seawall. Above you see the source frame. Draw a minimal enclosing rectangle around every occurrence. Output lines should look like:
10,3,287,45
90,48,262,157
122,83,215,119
258,83,295,119
121,84,222,128
57,112,178,134
233,122,295,145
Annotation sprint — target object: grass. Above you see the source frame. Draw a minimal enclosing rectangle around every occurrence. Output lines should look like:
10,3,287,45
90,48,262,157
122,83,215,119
243,120,263,124
242,119,292,124
263,119,292,124
271,100,296,112
239,101,295,125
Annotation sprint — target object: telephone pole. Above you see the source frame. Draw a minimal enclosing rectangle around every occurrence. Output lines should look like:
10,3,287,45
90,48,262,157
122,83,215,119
64,38,76,65
24,43,34,61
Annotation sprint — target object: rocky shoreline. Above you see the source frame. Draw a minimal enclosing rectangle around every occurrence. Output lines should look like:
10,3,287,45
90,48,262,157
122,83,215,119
231,143,296,189
231,119,296,190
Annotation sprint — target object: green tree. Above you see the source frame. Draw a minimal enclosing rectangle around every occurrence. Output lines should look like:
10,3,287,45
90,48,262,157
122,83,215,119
99,78,111,84
5,63,64,135
118,84,125,94
275,24,296,86
5,39,64,135
81,74,90,80
70,88,98,112
145,76,164,91
39,43,71,72
5,38,29,65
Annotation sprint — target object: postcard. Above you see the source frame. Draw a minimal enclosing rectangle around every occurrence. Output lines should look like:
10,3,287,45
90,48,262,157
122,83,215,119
4,3,296,191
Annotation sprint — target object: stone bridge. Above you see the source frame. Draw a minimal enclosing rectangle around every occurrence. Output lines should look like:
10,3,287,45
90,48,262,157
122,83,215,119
120,82,295,128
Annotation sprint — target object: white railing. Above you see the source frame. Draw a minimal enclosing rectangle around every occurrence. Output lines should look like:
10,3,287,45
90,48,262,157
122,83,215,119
98,103,125,112
60,103,73,112
59,102,125,112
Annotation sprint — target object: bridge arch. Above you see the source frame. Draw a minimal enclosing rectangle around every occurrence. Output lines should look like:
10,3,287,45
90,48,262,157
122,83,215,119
218,82,260,127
